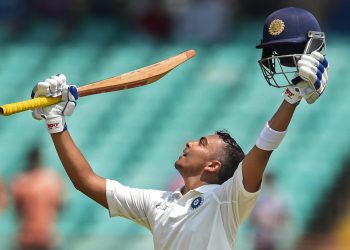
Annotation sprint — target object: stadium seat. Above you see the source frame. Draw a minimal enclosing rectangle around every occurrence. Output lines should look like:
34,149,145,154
0,21,347,250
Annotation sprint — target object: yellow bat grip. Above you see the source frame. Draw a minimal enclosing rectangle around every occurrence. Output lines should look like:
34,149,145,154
0,96,62,116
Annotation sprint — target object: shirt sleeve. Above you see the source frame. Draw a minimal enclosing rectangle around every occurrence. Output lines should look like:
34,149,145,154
106,179,160,230
215,162,260,225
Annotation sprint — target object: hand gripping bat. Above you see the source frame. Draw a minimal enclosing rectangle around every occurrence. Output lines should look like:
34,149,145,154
0,49,196,116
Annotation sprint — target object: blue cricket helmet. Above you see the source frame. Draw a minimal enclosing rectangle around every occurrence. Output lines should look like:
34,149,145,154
256,7,321,50
256,7,326,88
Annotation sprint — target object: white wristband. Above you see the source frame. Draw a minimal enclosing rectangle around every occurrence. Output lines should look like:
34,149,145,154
256,123,287,151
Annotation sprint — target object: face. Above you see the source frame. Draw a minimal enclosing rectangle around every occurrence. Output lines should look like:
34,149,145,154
175,134,225,177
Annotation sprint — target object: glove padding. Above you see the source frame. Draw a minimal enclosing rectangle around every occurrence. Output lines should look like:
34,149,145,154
32,74,78,134
283,51,329,105
32,74,67,98
298,51,329,104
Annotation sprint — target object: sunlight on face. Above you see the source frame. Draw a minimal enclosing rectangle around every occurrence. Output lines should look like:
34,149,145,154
175,135,225,177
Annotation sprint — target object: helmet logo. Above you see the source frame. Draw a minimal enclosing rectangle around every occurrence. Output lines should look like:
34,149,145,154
268,19,285,36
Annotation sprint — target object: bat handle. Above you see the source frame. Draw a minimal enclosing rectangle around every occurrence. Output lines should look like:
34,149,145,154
0,96,62,116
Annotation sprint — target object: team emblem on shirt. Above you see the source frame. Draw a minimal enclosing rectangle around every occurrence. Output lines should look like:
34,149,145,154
191,196,203,210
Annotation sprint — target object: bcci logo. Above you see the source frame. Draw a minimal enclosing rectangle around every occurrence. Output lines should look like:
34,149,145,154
191,196,203,210
269,19,285,36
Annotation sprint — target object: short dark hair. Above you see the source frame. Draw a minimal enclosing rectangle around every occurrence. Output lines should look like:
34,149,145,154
216,130,245,184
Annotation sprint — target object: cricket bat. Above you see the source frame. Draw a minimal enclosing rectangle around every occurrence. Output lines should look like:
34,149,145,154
0,49,196,116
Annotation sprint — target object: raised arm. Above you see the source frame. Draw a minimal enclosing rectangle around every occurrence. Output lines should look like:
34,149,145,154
242,51,329,192
51,131,107,208
31,74,107,208
241,100,296,192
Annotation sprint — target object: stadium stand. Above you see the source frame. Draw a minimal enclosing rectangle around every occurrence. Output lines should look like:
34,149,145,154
0,20,347,249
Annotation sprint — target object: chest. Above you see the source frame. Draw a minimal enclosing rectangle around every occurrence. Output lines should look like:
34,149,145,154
151,192,221,233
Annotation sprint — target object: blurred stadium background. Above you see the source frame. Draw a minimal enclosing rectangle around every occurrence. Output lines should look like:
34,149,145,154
0,0,349,249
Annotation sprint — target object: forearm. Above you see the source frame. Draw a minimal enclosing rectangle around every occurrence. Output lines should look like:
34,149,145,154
51,131,94,188
268,100,297,132
242,100,297,192
51,131,107,208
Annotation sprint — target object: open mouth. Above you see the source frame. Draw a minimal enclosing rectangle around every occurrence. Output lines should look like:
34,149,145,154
180,149,188,157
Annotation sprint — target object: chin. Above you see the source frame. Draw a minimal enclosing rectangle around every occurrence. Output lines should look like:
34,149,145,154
174,160,180,170
174,159,185,172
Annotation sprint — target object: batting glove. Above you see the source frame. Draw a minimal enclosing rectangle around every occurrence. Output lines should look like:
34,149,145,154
298,51,329,104
283,51,329,105
283,78,318,105
31,74,78,134
283,85,303,105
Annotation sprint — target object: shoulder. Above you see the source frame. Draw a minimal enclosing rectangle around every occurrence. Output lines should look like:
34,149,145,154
215,162,260,200
107,179,170,200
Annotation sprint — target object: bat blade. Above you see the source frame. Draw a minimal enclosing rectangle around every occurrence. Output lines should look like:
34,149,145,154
78,73,167,97
78,49,196,97
0,49,196,116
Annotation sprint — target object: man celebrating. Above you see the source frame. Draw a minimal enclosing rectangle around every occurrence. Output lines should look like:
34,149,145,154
31,7,329,250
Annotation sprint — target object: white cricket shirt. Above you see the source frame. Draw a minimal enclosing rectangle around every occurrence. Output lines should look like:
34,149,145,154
106,163,260,250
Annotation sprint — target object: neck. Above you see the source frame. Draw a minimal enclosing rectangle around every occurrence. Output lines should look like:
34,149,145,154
181,176,208,195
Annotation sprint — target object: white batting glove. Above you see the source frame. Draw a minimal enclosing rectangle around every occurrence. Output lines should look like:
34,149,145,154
32,74,67,98
283,85,303,105
283,78,317,105
283,51,329,105
31,74,78,134
297,51,329,104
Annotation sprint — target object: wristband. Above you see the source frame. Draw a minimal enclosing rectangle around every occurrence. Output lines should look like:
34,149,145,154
256,123,287,151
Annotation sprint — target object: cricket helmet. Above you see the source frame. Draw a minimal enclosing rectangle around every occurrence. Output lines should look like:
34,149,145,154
256,7,326,87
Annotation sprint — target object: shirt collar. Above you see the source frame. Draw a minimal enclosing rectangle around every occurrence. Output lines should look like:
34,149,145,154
193,184,220,194
171,186,184,199
172,184,219,198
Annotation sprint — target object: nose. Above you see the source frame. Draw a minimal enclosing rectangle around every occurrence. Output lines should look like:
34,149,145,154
186,141,193,148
